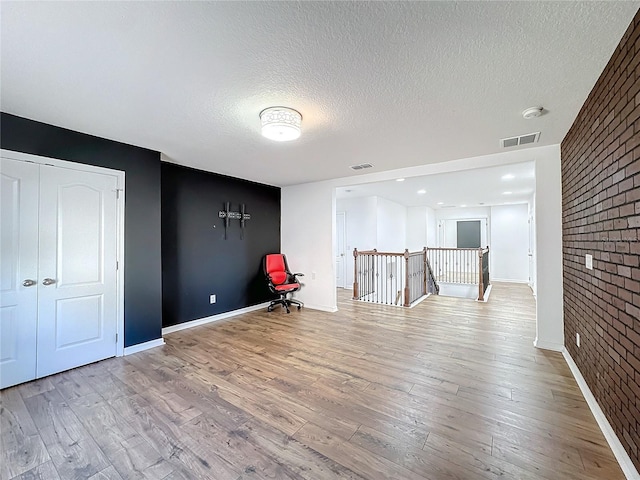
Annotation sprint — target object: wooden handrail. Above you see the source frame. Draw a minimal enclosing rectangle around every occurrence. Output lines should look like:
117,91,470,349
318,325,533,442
355,250,406,256
425,247,482,251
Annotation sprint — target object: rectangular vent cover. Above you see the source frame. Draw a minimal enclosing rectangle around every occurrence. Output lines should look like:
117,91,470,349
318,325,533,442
501,132,540,148
350,163,373,170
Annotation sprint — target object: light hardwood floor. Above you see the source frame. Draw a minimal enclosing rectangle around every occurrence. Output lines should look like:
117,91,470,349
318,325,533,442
1,283,624,479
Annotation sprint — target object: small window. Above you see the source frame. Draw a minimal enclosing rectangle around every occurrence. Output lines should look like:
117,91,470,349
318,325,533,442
457,220,481,248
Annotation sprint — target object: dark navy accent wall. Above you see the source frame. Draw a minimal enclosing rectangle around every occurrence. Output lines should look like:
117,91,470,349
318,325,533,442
0,113,162,347
161,162,280,327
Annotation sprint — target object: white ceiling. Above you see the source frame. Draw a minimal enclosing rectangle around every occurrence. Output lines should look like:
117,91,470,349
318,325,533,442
1,2,638,187
336,161,535,209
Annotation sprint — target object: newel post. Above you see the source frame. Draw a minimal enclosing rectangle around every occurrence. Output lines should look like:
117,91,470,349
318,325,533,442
423,247,428,296
353,248,359,300
478,248,484,302
404,249,410,307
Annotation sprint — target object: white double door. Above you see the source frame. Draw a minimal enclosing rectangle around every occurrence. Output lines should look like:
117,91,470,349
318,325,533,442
1,155,120,389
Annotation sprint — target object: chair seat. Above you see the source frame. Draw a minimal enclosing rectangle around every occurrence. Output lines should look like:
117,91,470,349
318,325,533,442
274,283,300,291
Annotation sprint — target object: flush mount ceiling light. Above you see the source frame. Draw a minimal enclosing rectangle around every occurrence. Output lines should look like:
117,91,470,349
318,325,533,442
396,178,405,182
437,201,444,205
417,189,426,194
501,173,515,181
259,107,302,141
503,191,513,195
522,107,543,119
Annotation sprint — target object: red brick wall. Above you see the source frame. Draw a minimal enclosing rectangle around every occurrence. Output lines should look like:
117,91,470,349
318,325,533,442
561,10,640,470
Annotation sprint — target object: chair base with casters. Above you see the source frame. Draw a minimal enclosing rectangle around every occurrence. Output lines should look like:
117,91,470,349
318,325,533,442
264,253,304,314
267,292,303,313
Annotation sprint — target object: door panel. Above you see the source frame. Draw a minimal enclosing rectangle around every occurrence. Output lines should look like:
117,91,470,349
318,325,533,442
55,294,103,349
37,165,118,378
336,212,346,288
0,159,39,389
57,184,103,286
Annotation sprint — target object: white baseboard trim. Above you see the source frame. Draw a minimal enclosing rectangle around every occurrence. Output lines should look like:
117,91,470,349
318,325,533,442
491,278,529,284
409,294,430,308
124,338,165,356
305,304,338,313
162,302,271,335
562,348,639,480
476,284,493,302
533,338,564,352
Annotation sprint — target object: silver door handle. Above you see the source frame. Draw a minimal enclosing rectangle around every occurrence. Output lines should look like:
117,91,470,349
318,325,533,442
42,278,56,286
23,279,37,287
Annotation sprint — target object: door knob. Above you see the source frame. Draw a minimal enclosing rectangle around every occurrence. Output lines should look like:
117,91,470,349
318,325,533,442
22,279,37,287
42,278,56,286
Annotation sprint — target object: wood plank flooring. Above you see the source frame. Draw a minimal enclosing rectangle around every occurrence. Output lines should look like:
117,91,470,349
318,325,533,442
1,283,625,479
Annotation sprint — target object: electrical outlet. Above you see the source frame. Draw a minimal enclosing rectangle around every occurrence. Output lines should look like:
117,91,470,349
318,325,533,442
210,294,216,304
576,332,580,347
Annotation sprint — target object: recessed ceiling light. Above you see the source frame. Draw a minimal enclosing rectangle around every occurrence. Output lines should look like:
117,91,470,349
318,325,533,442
501,174,515,181
503,191,512,195
460,204,467,208
437,201,444,205
396,178,405,182
417,189,426,194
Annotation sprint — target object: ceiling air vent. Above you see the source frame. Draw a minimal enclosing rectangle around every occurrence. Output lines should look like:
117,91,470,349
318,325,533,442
350,163,374,170
501,132,540,148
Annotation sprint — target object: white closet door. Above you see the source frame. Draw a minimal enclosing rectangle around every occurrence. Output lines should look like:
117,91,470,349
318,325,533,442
336,212,346,288
0,159,40,389
36,165,118,377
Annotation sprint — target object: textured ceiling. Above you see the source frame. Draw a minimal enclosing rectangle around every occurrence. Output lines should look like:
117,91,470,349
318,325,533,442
1,2,638,186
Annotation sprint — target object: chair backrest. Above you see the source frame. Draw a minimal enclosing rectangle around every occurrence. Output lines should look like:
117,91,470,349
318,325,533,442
264,254,289,285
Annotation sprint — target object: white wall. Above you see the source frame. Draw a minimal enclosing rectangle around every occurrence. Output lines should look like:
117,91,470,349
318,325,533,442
407,206,437,250
336,196,377,287
426,207,437,246
436,207,490,248
281,145,564,354
490,204,529,282
435,207,491,221
534,145,564,351
528,198,537,295
376,197,407,251
336,196,377,253
281,182,337,312
406,206,427,251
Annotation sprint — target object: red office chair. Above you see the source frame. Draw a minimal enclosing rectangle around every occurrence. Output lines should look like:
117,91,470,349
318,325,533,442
263,254,304,313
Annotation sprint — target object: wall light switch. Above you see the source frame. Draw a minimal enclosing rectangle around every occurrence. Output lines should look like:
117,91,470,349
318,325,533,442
311,272,317,280
585,254,593,270
210,294,216,304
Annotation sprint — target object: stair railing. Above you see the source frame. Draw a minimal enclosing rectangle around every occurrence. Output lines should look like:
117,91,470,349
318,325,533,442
353,248,438,307
425,246,490,300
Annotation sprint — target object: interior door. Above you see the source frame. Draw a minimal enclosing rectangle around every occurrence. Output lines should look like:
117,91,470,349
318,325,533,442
0,159,39,388
36,165,119,377
336,212,346,288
